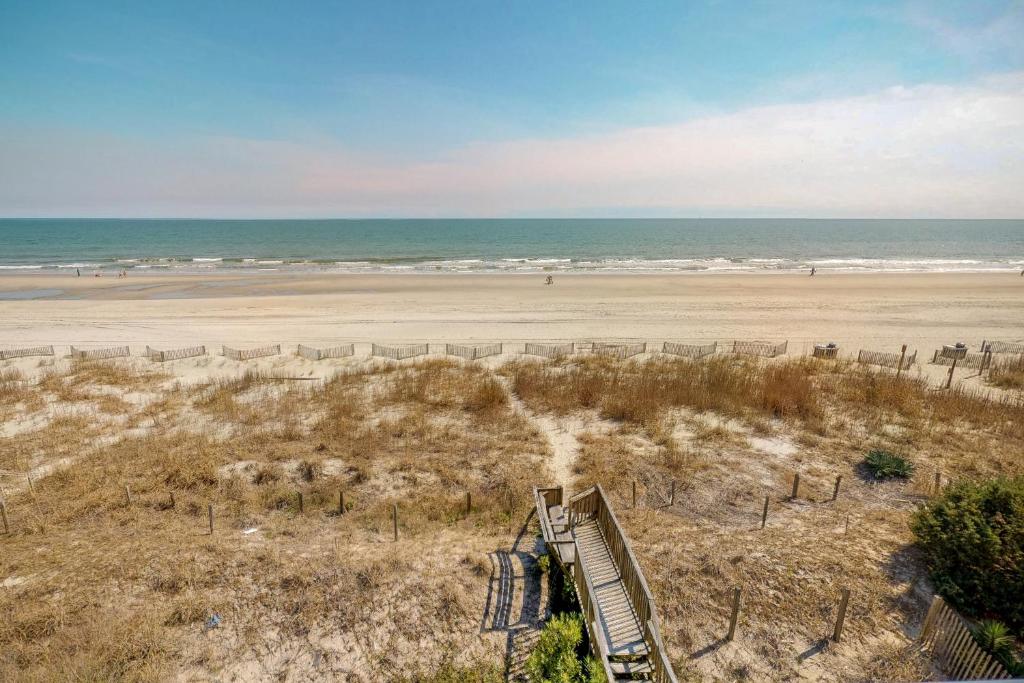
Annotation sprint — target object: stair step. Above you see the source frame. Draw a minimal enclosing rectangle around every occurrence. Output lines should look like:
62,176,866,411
610,659,653,675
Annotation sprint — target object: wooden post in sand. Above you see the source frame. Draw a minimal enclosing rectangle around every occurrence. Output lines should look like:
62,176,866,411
392,503,399,542
790,472,801,499
26,476,35,497
832,588,851,642
761,496,769,529
338,490,345,515
632,480,637,508
896,344,908,379
945,357,958,389
124,485,132,506
726,587,742,641
670,480,676,506
933,471,942,495
832,475,842,502
1,501,9,534
465,491,472,516
297,492,304,514
208,504,214,535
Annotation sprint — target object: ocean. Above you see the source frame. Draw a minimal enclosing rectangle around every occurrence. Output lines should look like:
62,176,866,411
0,218,1022,274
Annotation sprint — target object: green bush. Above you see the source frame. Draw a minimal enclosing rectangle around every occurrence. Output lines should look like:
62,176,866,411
524,614,608,683
525,613,584,683
911,476,1024,632
863,449,914,479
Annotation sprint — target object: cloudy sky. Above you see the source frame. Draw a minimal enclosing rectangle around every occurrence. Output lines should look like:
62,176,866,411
1,0,1022,217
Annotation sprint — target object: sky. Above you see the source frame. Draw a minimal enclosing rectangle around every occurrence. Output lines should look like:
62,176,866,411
1,0,1023,218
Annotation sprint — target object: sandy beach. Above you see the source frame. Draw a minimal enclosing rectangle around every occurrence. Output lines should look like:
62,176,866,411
1,271,1021,348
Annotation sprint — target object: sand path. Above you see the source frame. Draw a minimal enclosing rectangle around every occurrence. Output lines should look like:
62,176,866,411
497,376,578,489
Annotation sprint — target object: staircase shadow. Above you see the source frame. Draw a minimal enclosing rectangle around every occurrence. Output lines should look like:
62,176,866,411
480,508,549,682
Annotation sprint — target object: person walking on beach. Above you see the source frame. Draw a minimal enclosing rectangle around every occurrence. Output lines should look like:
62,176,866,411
76,268,80,277
545,275,554,285
810,267,816,276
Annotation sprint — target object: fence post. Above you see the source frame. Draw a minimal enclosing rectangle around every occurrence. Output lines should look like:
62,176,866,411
339,490,345,515
26,475,35,497
790,472,800,500
832,588,851,641
832,475,842,501
945,357,957,389
632,480,637,508
726,586,742,641
124,485,132,506
392,503,399,542
933,471,942,495
761,495,769,529
208,504,214,535
1,501,8,534
297,492,304,513
465,491,472,516
896,344,908,378
670,480,676,506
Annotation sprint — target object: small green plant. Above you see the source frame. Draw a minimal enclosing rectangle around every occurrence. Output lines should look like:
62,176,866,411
972,620,1024,676
537,553,551,574
863,449,914,479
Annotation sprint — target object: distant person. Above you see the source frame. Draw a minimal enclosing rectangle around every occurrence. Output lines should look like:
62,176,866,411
810,267,816,276
545,275,554,285
76,268,80,277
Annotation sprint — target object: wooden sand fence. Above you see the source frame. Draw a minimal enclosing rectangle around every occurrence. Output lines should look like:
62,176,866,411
445,343,503,360
982,340,1024,355
661,341,717,359
931,350,991,370
0,345,55,361
145,345,206,362
919,595,1012,680
522,342,574,359
593,342,647,359
70,345,130,361
222,344,280,361
297,344,354,361
732,340,788,358
857,348,916,370
371,343,429,360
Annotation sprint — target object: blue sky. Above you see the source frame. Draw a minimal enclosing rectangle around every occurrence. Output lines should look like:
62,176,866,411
1,1,1023,216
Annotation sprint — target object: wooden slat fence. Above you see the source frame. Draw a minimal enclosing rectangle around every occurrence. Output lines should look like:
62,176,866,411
732,340,788,357
662,341,717,359
931,350,991,370
593,342,647,359
919,595,1012,680
569,485,677,683
70,345,130,360
982,340,1024,355
223,344,280,361
297,344,354,361
523,342,574,358
857,348,917,370
445,343,503,360
146,345,206,362
371,343,429,360
0,345,55,360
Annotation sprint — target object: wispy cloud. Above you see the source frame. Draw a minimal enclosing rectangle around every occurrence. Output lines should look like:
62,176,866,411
1,73,1022,217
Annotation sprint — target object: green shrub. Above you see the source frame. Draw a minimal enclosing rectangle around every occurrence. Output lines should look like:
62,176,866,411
863,449,914,479
525,613,584,683
911,476,1024,632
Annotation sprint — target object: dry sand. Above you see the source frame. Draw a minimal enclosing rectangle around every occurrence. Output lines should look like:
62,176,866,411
1,272,1020,352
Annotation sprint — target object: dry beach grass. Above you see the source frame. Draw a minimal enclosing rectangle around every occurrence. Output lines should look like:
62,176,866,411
0,351,1022,681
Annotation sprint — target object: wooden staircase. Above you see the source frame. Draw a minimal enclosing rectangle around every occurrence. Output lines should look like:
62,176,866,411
534,485,677,682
